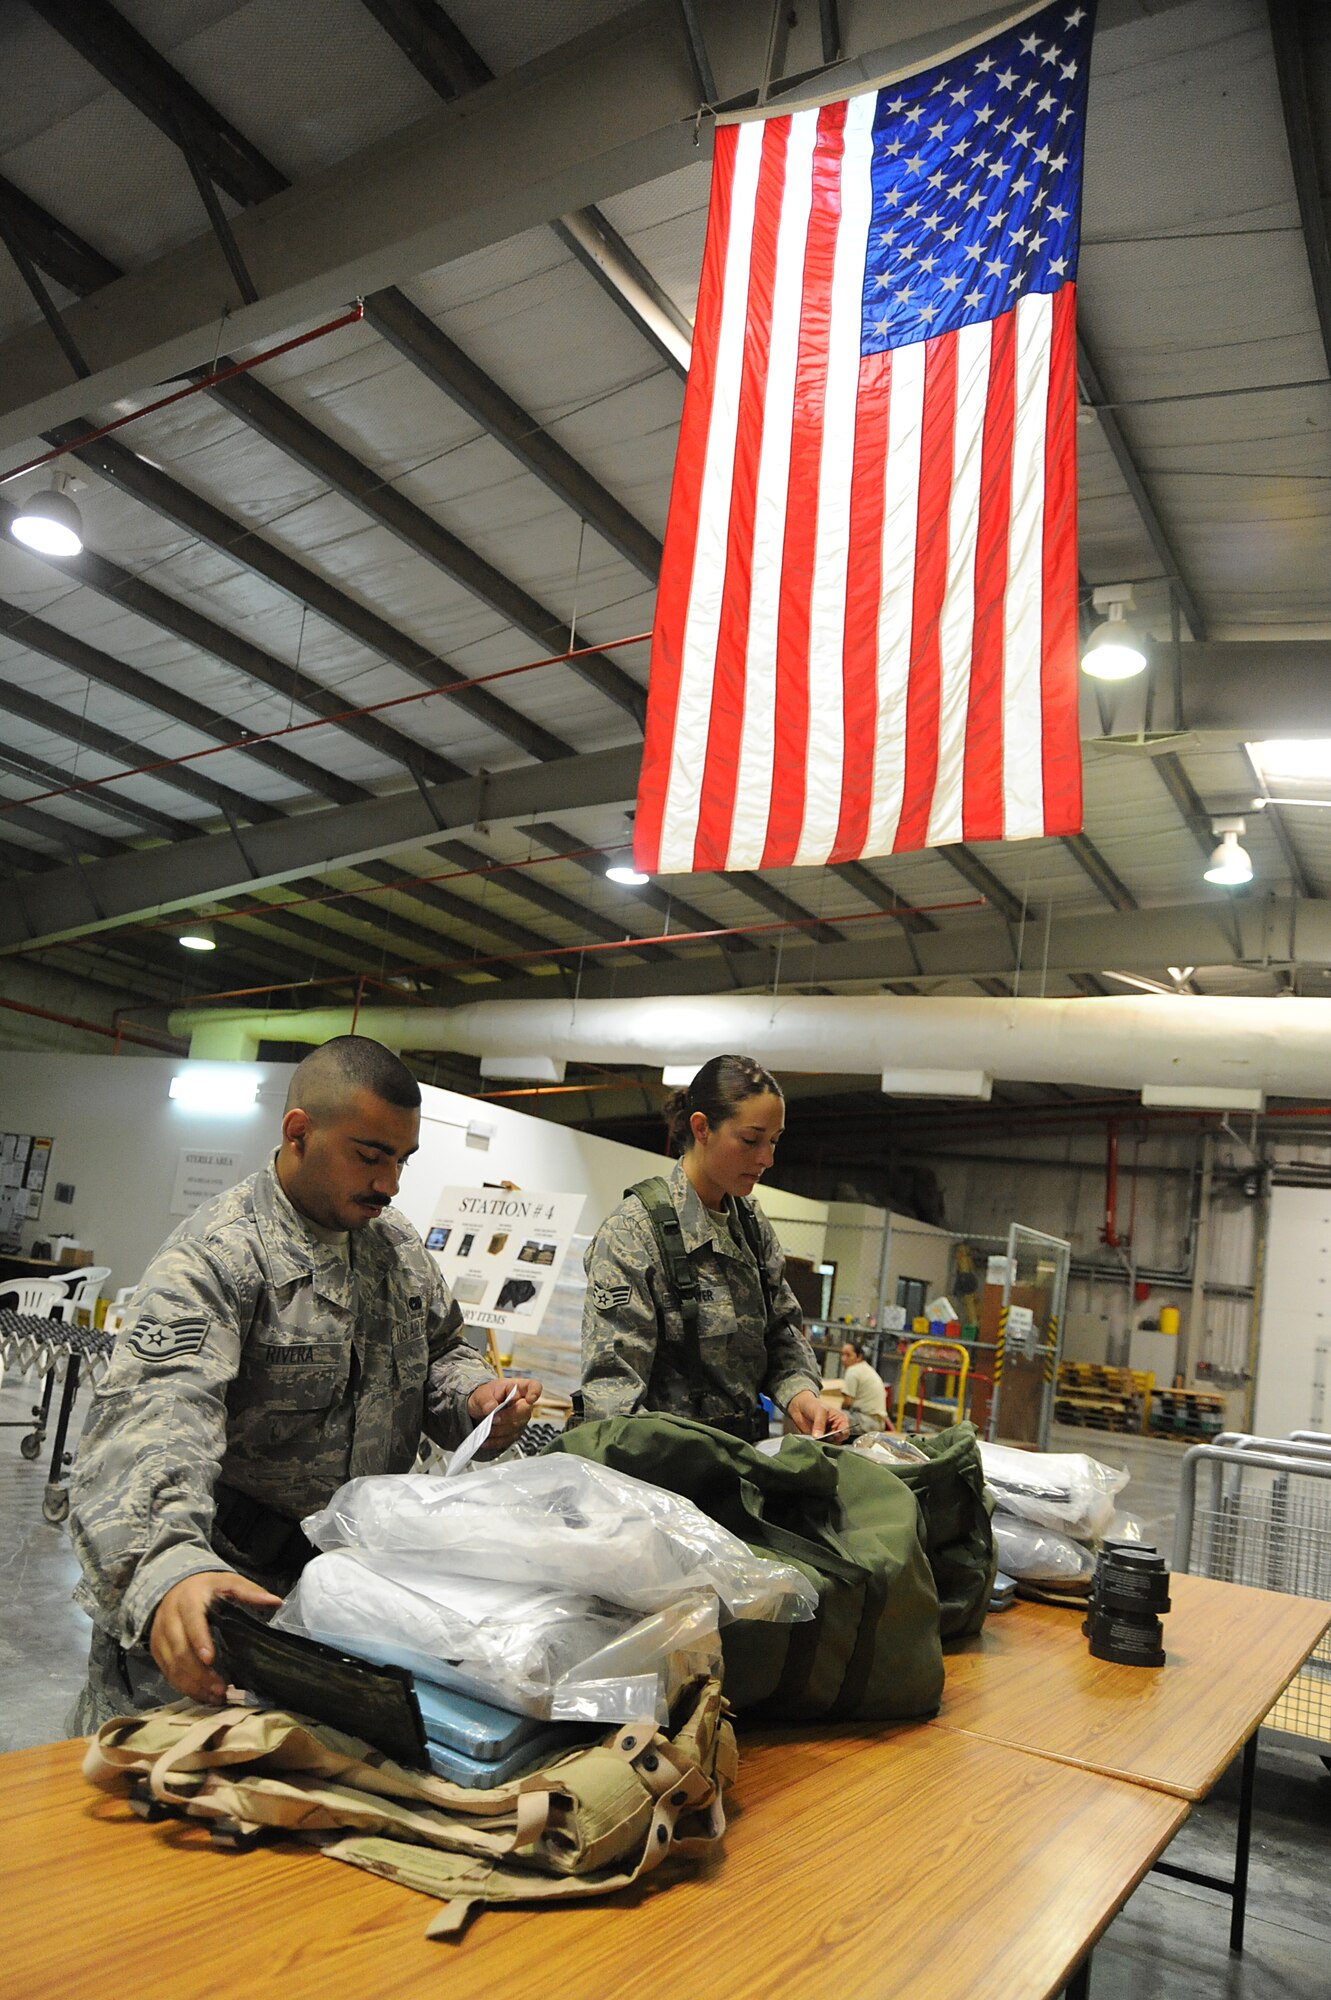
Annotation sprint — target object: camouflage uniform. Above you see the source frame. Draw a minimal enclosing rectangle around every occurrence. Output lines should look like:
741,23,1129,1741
68,1158,491,1732
580,1159,821,1429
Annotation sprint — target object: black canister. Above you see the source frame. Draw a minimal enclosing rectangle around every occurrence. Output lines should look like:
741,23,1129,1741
1087,1605,1166,1667
1097,1548,1171,1615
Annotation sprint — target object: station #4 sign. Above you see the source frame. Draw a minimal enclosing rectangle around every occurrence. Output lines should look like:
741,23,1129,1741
425,1188,584,1333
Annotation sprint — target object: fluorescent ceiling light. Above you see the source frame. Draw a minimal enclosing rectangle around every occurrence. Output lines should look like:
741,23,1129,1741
881,1068,993,1100
661,1064,700,1087
10,484,83,558
606,864,650,887
169,1067,260,1114
1248,740,1331,785
177,921,217,952
1141,1084,1264,1113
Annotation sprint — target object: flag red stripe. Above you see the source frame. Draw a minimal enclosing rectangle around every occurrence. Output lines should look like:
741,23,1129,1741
760,100,848,870
894,330,958,853
1039,282,1082,834
962,310,1015,840
830,348,893,863
693,120,791,873
633,125,740,874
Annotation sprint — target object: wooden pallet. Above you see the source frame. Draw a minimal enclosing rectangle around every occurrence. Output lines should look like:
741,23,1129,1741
1055,1364,1153,1435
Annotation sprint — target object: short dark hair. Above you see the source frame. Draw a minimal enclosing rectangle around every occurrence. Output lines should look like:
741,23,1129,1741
662,1053,783,1153
285,1036,422,1118
843,1339,866,1360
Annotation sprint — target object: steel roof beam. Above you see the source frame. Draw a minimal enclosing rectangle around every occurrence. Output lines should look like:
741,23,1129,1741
0,171,123,292
0,0,890,447
717,872,845,945
523,818,759,955
362,288,665,580
0,492,459,791
39,424,540,771
934,844,1025,924
29,2,643,727
0,592,363,808
429,836,674,963
830,859,938,935
0,670,284,829
356,1,692,374
27,0,287,208
197,369,644,730
1061,832,1138,913
0,742,179,839
1076,331,1207,642
451,894,1325,1004
1267,0,1331,381
0,743,641,952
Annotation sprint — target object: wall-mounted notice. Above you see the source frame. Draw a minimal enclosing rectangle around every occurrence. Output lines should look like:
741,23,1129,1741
172,1149,242,1216
0,1133,52,1238
426,1187,585,1335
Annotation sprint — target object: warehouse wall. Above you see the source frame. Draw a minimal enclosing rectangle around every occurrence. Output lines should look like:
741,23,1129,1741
0,1050,828,1297
898,1121,1331,1427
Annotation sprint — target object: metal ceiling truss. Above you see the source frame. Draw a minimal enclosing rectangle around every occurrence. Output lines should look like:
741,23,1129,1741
356,0,694,373
1267,0,1331,381
522,819,760,960
0,744,642,952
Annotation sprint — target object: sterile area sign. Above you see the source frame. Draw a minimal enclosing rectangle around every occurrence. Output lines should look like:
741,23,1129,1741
426,1188,585,1334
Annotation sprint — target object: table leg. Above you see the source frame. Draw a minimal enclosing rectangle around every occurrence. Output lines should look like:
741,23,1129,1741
1063,1954,1091,1999
42,1352,80,1525
1229,1727,1257,1954
1151,1728,1258,1955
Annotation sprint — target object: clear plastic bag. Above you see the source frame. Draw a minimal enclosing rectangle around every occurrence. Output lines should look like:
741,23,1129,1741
991,1509,1097,1587
273,1550,720,1723
977,1442,1128,1541
301,1456,816,1623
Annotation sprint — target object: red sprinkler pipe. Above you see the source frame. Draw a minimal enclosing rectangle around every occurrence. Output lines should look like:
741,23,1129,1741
1102,1119,1125,1249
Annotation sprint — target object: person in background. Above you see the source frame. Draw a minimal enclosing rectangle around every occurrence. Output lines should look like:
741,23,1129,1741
840,1338,892,1432
68,1036,540,1731
579,1054,849,1444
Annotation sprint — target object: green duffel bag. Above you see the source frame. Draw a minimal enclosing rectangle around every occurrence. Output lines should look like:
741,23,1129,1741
547,1413,945,1724
887,1422,997,1638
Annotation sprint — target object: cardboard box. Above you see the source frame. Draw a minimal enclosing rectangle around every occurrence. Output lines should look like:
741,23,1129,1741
58,1248,92,1267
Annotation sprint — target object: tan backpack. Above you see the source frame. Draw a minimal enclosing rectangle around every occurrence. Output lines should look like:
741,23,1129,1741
84,1674,735,1940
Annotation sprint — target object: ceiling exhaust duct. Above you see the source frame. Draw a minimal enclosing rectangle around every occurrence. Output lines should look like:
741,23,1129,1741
168,994,1331,1103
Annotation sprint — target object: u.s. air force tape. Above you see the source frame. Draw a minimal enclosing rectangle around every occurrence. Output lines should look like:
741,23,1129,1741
125,1318,209,1362
591,1282,632,1311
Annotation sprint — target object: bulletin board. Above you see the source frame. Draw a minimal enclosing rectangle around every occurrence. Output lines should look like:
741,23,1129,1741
0,1133,53,1239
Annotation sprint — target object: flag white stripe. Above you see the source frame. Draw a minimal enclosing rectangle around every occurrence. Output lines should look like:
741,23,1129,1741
657,122,766,875
724,108,820,869
864,340,926,855
793,92,879,868
927,317,993,847
1002,290,1052,838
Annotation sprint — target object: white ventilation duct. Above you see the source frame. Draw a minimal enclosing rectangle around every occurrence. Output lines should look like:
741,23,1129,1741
167,994,1331,1102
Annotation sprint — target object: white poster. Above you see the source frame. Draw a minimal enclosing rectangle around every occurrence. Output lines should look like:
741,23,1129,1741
171,1149,242,1216
426,1187,585,1335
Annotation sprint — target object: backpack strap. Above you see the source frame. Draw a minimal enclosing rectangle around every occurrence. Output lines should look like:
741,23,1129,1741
732,1197,776,1337
627,1177,705,1413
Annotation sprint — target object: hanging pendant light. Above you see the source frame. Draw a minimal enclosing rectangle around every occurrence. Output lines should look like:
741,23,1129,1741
1203,818,1254,887
10,474,83,558
1081,583,1147,681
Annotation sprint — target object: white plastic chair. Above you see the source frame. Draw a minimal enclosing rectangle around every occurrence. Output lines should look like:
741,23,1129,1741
0,1278,68,1318
50,1265,112,1327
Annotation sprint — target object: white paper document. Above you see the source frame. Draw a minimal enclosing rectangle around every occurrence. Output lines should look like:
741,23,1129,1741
445,1384,518,1478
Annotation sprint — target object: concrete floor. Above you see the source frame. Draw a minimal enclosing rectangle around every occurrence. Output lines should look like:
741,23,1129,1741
1,1381,1327,1993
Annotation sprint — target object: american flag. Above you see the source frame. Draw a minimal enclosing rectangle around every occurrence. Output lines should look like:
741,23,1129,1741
635,0,1094,877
